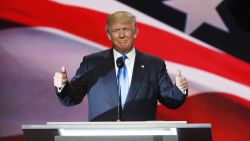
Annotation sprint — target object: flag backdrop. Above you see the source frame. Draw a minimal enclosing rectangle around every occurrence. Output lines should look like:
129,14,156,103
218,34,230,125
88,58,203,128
0,0,249,141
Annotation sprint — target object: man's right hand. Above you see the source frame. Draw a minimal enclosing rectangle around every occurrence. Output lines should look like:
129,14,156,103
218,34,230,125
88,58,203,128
54,66,68,88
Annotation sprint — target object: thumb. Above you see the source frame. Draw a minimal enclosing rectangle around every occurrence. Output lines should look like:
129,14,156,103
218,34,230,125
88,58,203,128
176,70,181,78
61,66,66,73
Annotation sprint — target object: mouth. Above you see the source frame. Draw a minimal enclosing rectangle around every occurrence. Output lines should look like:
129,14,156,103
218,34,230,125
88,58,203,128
119,40,127,43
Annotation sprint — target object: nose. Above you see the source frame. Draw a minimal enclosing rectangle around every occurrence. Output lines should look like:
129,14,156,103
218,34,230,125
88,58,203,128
119,30,125,38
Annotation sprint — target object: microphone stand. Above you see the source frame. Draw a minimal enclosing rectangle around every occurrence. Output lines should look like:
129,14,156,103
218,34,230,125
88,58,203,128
117,68,122,122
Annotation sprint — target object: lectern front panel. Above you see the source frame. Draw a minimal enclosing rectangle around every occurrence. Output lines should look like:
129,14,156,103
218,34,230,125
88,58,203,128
55,135,178,141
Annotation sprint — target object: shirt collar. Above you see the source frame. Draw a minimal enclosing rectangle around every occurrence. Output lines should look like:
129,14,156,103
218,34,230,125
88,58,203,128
113,47,136,61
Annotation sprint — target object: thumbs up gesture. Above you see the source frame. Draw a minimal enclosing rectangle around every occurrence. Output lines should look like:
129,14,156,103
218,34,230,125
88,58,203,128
53,66,68,88
175,70,188,93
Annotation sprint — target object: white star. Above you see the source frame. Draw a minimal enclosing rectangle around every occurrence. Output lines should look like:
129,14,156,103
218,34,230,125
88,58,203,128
163,0,229,34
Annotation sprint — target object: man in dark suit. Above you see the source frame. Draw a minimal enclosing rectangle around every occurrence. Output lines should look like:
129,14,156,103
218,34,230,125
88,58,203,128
54,11,188,121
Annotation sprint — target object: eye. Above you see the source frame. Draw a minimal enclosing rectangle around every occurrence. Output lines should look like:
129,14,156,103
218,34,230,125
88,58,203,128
112,29,120,34
123,28,129,31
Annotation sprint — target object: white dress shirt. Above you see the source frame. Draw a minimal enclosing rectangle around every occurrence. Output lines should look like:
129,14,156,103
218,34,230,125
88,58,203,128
113,47,136,88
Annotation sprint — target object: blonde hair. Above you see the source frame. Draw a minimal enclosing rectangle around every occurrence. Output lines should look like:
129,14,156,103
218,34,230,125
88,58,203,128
106,11,137,33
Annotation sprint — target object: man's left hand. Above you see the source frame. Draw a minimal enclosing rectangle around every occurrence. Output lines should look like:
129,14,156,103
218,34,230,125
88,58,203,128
175,70,188,93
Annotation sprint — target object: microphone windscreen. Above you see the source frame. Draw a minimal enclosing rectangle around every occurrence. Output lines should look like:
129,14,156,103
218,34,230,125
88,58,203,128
116,57,124,68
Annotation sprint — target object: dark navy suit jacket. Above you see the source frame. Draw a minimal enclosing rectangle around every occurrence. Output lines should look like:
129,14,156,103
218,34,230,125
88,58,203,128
56,49,187,121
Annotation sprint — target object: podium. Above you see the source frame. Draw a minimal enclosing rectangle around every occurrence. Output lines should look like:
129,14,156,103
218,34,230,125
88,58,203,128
22,121,212,141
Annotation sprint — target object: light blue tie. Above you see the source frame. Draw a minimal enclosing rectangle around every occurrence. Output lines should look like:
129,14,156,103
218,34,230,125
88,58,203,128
119,54,129,109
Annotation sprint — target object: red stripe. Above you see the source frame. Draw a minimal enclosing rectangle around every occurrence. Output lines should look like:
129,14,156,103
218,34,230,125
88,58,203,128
0,0,249,87
157,92,250,141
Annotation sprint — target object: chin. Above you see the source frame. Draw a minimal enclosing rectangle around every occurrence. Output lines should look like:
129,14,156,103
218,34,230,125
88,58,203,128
115,45,132,53
122,48,131,53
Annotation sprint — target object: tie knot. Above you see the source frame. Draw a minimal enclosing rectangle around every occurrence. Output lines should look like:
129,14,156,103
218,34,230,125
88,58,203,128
122,54,127,62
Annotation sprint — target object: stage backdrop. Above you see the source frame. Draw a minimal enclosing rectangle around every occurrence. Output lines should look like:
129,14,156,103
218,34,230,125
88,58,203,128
0,1,249,141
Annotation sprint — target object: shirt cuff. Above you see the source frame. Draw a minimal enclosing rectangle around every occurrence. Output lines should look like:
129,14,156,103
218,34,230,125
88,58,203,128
57,84,66,93
182,89,187,95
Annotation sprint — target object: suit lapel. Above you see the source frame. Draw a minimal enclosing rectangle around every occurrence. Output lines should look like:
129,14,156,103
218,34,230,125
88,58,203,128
103,49,119,104
124,50,146,108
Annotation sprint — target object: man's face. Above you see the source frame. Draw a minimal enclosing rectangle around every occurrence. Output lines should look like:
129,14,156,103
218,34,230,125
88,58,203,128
107,21,137,54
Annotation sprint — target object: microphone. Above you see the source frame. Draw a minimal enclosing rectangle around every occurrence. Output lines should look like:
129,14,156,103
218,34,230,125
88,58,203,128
116,56,124,68
116,56,124,121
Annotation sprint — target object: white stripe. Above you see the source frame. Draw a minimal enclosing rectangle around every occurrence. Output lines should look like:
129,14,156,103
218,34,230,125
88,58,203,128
34,27,108,51
165,61,250,100
52,0,223,53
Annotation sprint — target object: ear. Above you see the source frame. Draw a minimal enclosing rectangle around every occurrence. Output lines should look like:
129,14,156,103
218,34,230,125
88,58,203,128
134,28,138,38
107,32,112,40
